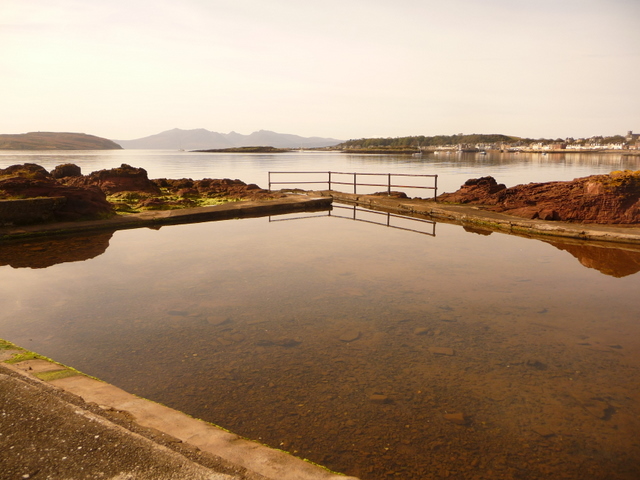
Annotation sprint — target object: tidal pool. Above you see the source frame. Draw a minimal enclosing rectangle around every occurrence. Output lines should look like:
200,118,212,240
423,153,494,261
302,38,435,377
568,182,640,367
1,207,639,479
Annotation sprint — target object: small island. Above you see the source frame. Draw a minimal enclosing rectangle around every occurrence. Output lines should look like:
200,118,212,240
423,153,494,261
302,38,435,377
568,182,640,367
191,146,291,153
0,132,122,150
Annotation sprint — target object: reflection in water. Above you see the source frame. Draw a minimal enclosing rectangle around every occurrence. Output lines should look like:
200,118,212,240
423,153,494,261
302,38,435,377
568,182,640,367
464,225,640,278
463,225,494,236
544,239,640,278
0,212,639,479
0,232,113,269
270,204,437,237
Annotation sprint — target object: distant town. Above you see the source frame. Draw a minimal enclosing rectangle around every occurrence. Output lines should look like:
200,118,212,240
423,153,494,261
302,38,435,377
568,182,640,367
335,131,640,154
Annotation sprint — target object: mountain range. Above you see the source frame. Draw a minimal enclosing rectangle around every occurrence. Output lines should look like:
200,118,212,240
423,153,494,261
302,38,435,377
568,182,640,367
113,128,343,150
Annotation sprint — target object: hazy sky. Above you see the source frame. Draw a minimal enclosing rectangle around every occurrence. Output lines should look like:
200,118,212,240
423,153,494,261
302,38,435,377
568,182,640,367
2,0,639,141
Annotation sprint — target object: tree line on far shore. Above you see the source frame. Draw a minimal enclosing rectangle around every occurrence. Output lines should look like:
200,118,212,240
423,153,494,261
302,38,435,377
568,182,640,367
336,134,629,149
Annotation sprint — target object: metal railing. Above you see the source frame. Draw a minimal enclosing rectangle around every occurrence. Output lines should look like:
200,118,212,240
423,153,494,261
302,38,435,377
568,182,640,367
269,204,436,237
268,171,438,199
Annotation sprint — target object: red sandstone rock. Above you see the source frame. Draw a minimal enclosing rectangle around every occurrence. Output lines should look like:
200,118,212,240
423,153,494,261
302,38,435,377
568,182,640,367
0,164,114,222
152,177,277,200
437,172,640,224
51,163,82,179
0,163,51,180
63,164,161,195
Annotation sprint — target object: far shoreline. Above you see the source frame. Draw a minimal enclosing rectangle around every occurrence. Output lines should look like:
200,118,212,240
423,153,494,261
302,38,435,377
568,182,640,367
335,148,640,155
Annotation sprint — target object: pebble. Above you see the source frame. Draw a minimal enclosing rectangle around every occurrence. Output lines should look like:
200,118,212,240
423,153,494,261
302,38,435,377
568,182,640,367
414,327,430,336
339,330,361,342
444,412,468,425
275,338,301,347
369,394,391,404
207,316,230,326
525,359,548,370
531,426,555,438
429,347,455,356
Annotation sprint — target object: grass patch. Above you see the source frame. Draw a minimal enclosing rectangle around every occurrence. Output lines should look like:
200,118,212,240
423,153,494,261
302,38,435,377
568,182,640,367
109,193,241,213
602,170,640,189
197,197,239,207
0,339,22,351
5,351,45,364
35,369,80,381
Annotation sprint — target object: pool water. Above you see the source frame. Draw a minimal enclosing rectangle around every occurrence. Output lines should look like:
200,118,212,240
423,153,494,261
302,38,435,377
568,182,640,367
1,205,639,479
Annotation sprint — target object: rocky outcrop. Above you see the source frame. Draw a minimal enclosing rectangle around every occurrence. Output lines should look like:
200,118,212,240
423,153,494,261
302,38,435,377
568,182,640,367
0,164,114,224
1,163,283,221
51,163,82,179
153,177,275,201
437,172,640,224
63,164,161,195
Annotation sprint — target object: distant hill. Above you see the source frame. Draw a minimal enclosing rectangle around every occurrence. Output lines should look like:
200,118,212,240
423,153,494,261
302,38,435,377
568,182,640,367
0,132,122,150
114,128,343,150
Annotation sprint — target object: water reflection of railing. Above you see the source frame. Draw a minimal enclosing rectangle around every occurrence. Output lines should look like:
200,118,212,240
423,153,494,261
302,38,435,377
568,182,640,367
270,204,436,236
268,171,438,199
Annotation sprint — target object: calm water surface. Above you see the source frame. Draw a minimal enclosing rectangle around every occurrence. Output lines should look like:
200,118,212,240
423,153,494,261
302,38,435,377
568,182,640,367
1,151,640,479
1,149,639,195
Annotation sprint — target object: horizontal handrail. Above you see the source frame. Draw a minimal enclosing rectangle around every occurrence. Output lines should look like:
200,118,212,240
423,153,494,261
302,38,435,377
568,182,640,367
268,171,438,199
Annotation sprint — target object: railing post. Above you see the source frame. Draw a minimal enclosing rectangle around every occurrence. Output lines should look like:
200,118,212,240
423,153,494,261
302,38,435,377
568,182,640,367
353,172,357,194
388,173,391,195
268,171,271,191
434,175,438,201
328,171,332,191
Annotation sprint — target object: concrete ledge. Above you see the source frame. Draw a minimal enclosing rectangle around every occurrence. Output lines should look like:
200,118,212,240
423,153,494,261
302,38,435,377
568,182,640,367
2,350,358,480
0,195,332,240
45,374,354,480
321,191,640,245
0,368,239,480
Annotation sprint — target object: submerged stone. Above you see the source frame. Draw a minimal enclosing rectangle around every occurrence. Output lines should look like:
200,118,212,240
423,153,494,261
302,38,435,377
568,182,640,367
369,394,392,404
207,315,231,326
429,347,455,356
339,330,361,342
444,412,468,425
